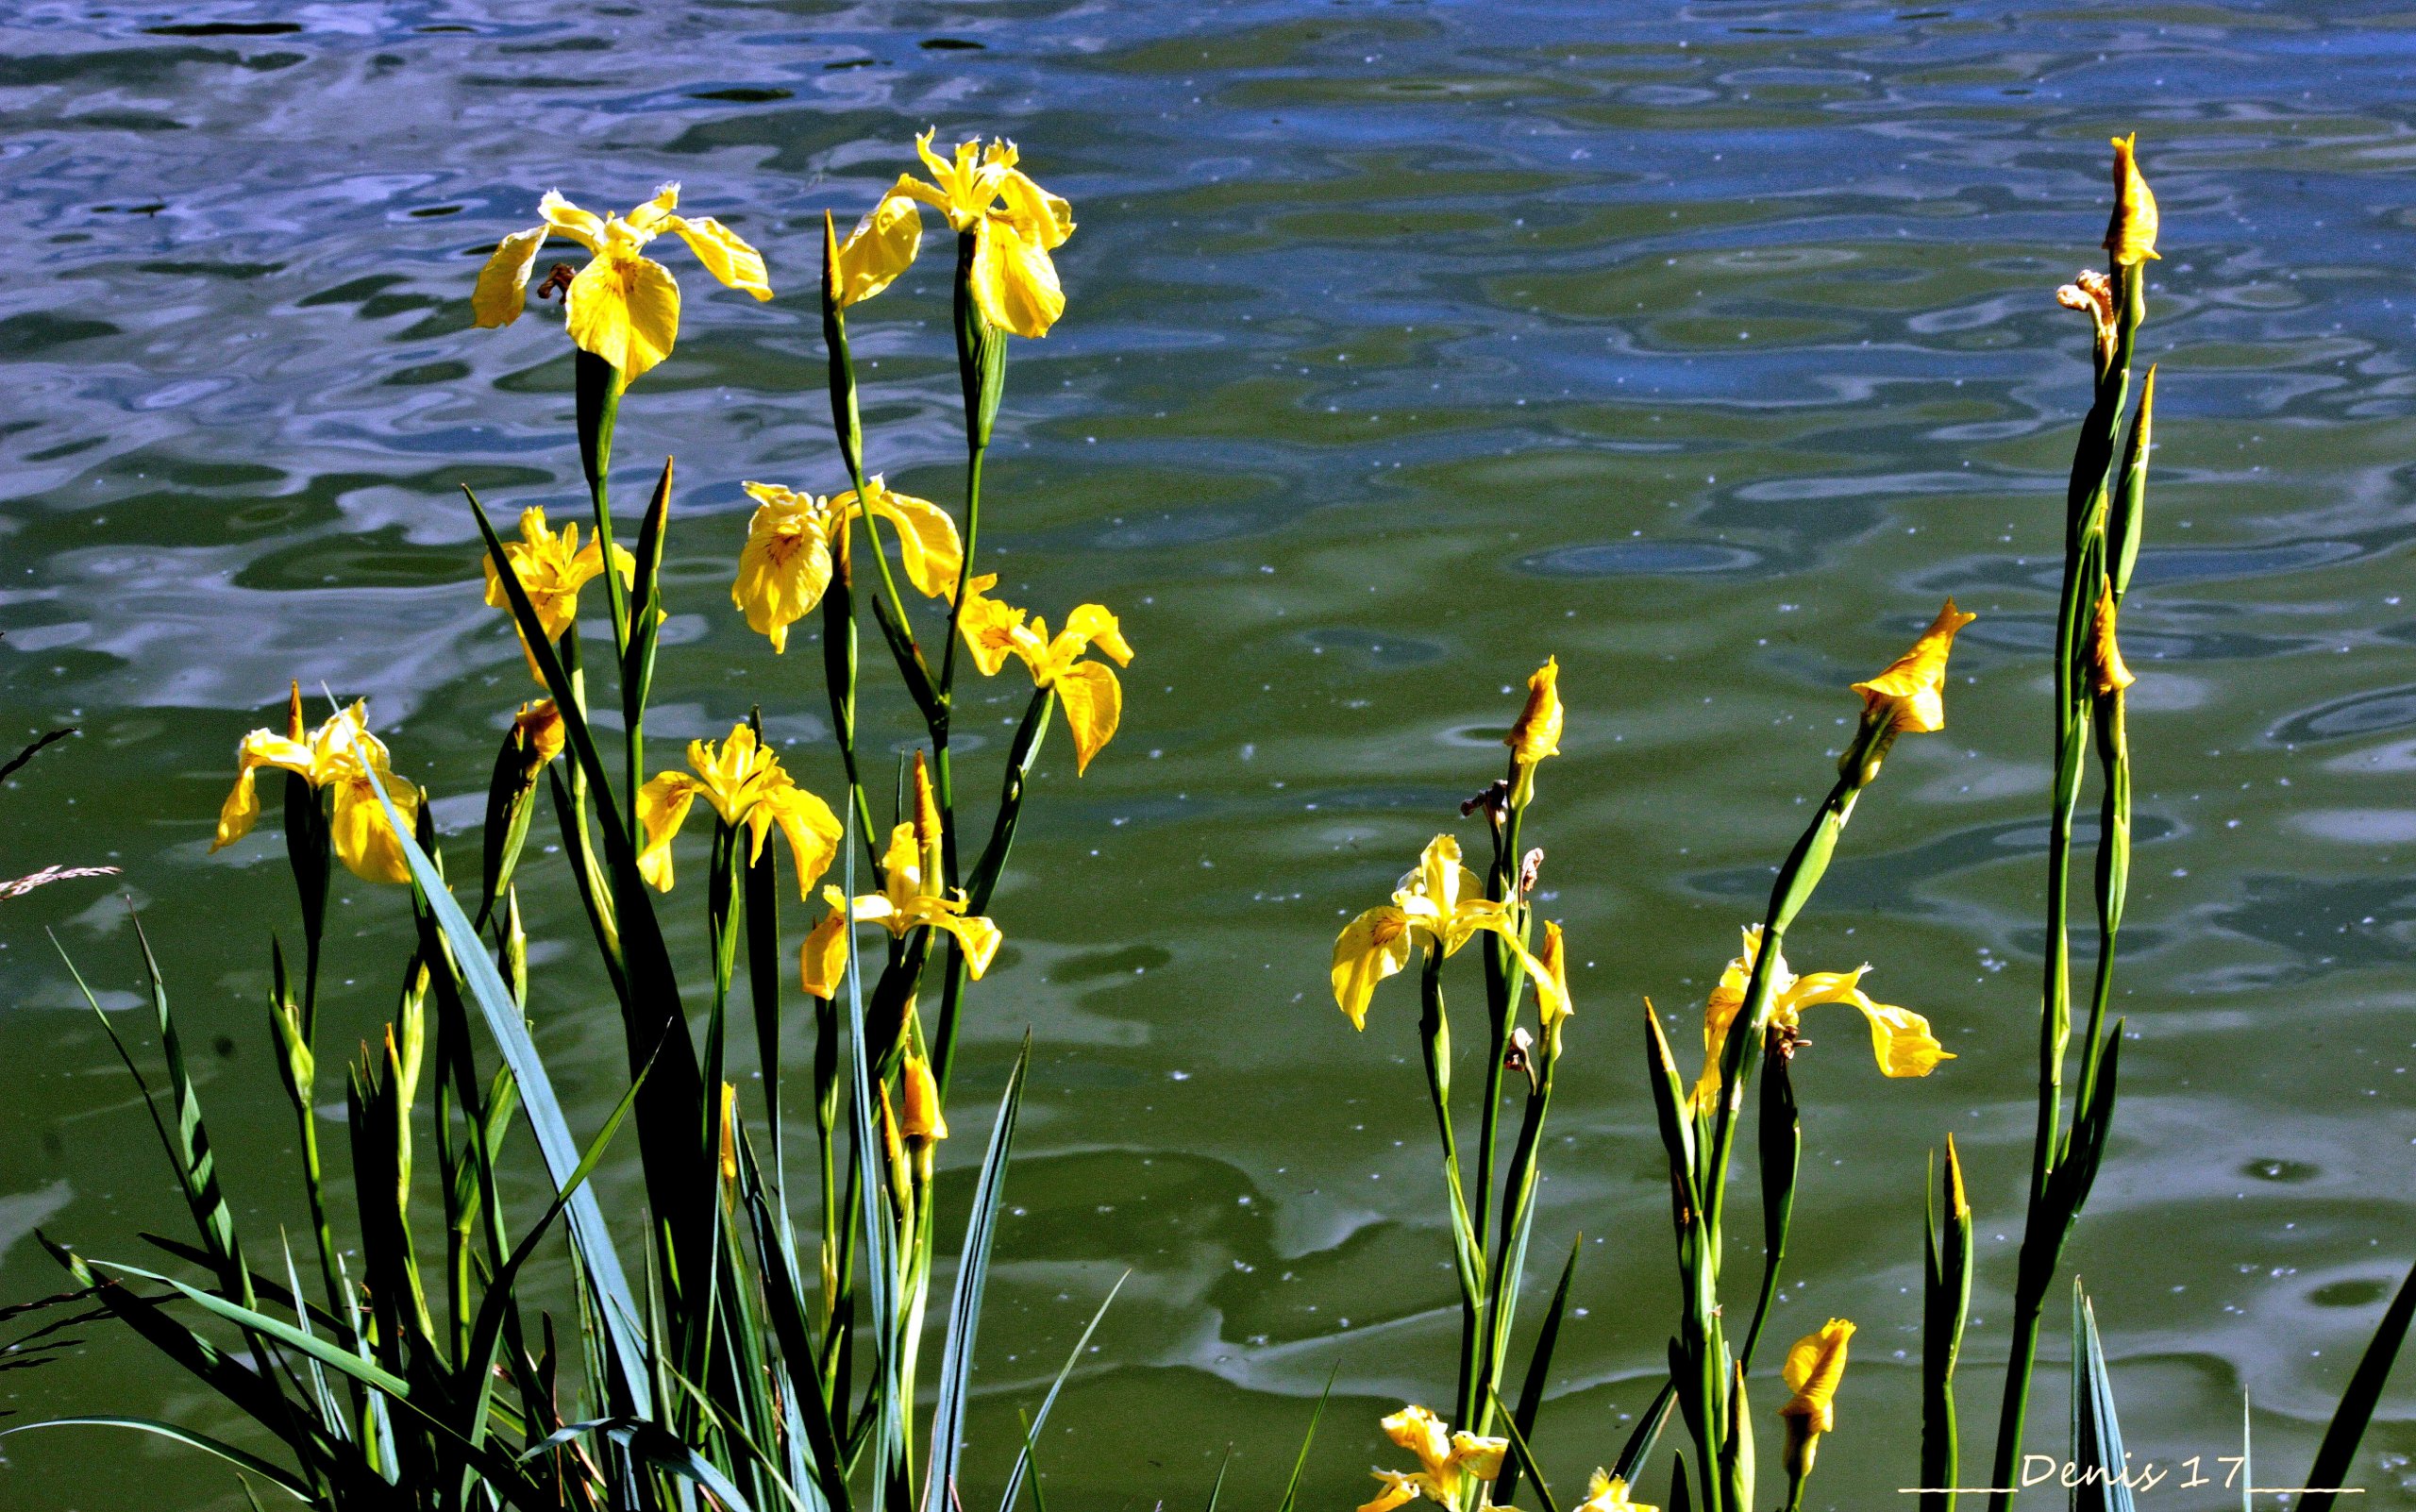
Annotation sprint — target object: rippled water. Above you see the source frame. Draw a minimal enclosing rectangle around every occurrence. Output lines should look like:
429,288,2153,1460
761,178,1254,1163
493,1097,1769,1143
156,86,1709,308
7,2,2416,1507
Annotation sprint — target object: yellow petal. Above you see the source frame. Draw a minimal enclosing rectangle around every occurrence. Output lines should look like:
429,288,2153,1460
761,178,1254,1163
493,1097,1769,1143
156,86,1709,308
877,821,920,898
1691,927,1768,1113
624,182,680,235
1779,1318,1854,1430
211,728,317,852
1332,906,1413,1030
934,911,1003,979
1064,603,1132,666
473,226,549,328
860,484,964,599
635,772,700,892
1578,1471,1656,1512
1403,833,1467,916
1053,660,1122,775
212,765,263,851
2089,583,2135,697
2104,133,2159,266
899,1052,947,1142
957,591,1027,678
732,487,836,654
1846,990,1953,1079
996,166,1075,250
666,213,771,299
328,774,416,885
834,194,924,307
566,249,681,381
1379,1407,1453,1472
538,191,604,251
512,699,566,767
968,215,1065,338
1447,1434,1507,1482
1505,656,1564,804
1529,920,1573,1033
886,167,954,221
800,908,850,1000
1357,1472,1422,1512
1852,598,1976,736
768,788,845,899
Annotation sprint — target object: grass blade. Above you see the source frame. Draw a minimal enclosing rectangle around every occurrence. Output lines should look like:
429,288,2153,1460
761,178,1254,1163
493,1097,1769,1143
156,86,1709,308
1200,1448,1230,1512
996,1270,1127,1512
1273,1364,1336,1512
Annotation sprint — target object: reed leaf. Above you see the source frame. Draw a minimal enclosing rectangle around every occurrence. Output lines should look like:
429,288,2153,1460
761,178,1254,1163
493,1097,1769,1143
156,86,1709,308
527,1416,758,1512
87,1258,545,1504
923,1033,1035,1512
357,755,655,1420
1614,1380,1677,1489
2070,1284,2136,1512
0,1416,313,1500
1485,1386,1560,1512
2298,1256,2416,1512
1494,1231,1580,1508
130,910,253,1307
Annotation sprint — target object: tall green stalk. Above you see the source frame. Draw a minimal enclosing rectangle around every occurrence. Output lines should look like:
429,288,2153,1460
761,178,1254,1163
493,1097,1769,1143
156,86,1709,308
1988,206,2156,1509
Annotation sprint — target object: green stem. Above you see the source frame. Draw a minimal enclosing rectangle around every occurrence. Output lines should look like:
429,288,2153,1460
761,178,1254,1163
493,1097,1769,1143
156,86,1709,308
1418,949,1485,1430
1989,260,2144,1510
1477,1053,1553,1435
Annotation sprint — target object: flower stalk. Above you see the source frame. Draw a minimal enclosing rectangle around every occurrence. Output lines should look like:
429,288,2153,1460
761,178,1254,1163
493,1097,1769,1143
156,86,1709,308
1986,137,2157,1507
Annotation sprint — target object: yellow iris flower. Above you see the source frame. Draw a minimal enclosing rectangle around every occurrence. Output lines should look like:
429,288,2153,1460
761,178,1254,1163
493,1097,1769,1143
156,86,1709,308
472,183,771,381
634,724,842,899
1358,1405,1507,1512
1690,925,1948,1112
212,697,420,885
482,506,635,679
1577,1470,1656,1512
800,822,1002,998
1505,655,1564,804
1852,598,1975,737
867,130,1076,338
955,576,1132,775
2104,133,2158,267
732,479,963,653
1778,1318,1854,1485
1331,833,1551,1031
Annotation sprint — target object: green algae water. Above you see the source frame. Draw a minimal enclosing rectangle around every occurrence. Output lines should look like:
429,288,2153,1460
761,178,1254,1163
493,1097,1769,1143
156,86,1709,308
4,3,2416,1506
